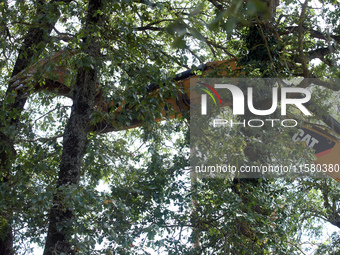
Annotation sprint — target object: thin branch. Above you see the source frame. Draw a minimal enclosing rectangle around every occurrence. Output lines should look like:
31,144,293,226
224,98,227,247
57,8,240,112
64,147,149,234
207,0,224,11
281,26,340,43
284,240,308,255
296,77,340,91
255,19,278,77
139,28,191,68
159,50,190,69
33,106,60,125
287,46,335,68
184,32,237,59
298,0,310,78
307,46,331,60
187,48,204,64
52,27,76,42
325,27,339,69
274,14,284,29
20,133,64,143
135,26,164,31
204,38,238,59
52,35,75,42
136,19,175,30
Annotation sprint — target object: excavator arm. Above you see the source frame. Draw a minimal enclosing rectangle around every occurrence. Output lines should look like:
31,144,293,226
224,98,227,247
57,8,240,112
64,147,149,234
9,51,340,181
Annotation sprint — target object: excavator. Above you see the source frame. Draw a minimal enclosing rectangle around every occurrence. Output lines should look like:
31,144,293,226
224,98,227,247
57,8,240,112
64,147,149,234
8,50,340,182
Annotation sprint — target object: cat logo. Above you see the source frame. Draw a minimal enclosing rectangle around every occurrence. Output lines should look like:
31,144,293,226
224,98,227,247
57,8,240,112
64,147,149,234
291,127,336,158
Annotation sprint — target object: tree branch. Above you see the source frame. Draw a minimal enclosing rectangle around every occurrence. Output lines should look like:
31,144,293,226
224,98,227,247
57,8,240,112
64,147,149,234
298,0,310,78
184,32,238,59
135,19,175,31
295,77,340,91
20,134,64,143
52,27,76,42
307,47,331,60
281,26,340,43
135,26,164,31
207,0,224,11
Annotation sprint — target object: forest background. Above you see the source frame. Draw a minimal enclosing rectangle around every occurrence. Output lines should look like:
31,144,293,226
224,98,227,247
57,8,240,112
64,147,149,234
1,0,340,254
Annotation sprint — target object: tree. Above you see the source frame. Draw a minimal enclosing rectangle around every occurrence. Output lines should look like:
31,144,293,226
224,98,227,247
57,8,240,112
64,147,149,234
0,0,339,254
42,1,105,254
1,1,73,254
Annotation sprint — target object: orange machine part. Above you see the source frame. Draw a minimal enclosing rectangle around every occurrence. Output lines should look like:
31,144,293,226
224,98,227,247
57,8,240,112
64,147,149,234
10,52,340,182
158,59,238,118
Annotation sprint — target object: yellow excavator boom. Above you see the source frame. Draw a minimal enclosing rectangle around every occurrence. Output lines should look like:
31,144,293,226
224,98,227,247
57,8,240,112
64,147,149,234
9,52,340,181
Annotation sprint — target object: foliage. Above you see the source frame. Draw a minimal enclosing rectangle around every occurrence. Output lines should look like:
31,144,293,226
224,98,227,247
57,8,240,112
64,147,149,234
0,0,340,254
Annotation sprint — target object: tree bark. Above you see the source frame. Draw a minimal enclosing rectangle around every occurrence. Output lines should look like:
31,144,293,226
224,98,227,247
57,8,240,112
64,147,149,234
43,1,104,254
0,1,72,254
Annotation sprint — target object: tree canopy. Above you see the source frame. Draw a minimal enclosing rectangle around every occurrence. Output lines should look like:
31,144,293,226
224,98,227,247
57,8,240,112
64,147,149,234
0,0,340,254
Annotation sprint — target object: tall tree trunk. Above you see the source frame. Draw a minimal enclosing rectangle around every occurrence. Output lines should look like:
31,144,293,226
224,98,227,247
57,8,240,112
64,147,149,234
0,1,72,254
43,1,104,254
